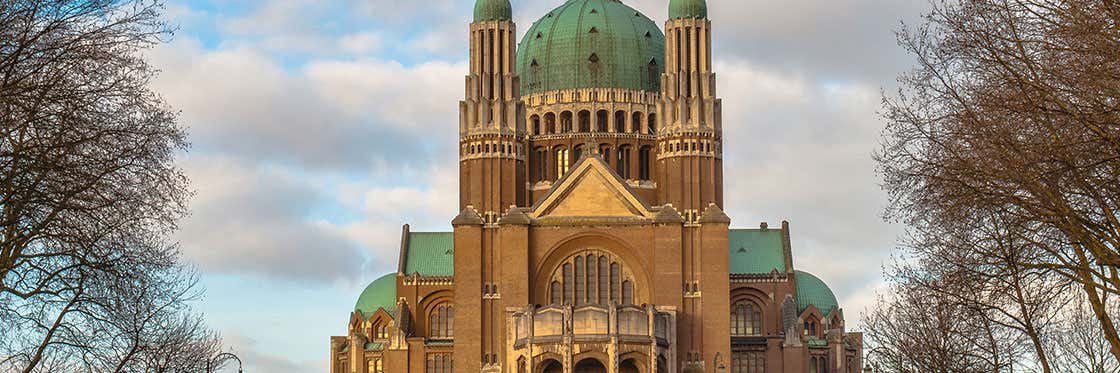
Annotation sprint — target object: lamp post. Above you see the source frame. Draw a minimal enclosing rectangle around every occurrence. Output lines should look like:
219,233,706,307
206,351,243,373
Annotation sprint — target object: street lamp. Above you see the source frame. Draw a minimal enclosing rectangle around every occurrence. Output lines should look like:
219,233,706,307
206,351,243,373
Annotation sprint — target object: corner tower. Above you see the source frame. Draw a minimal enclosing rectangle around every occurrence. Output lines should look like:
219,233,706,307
658,0,723,218
460,0,526,220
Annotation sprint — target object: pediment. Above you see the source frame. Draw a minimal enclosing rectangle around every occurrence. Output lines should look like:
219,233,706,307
531,156,654,219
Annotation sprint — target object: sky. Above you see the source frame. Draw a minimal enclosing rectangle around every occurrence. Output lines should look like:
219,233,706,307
150,0,929,371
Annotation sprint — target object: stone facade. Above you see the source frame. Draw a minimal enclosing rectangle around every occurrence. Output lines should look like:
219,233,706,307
330,1,864,372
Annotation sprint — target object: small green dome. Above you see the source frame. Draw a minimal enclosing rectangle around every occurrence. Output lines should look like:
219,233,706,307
354,273,397,319
518,0,665,95
795,271,839,316
668,0,707,19
474,0,512,22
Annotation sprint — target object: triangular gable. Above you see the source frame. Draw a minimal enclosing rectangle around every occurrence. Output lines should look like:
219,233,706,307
531,155,654,219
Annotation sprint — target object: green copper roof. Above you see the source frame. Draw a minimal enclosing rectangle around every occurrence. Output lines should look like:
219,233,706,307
795,271,839,315
403,232,454,276
354,273,397,319
517,0,665,95
668,0,707,19
474,0,512,22
728,229,787,274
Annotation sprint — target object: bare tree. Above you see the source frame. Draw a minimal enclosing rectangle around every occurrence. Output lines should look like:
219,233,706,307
874,0,1120,363
0,0,222,371
864,273,1025,372
1050,292,1120,373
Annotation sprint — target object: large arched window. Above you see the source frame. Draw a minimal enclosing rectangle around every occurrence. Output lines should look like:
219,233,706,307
578,110,591,132
531,115,541,135
614,110,626,132
731,301,762,336
548,250,637,306
429,304,454,339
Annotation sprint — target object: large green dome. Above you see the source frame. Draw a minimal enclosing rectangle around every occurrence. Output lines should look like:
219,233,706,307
518,0,665,95
355,273,397,319
795,271,839,316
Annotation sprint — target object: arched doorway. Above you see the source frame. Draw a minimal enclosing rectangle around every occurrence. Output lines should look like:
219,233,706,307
540,359,562,373
619,358,641,373
574,358,606,373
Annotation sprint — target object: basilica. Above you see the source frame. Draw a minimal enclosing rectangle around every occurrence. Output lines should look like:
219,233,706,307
329,0,863,372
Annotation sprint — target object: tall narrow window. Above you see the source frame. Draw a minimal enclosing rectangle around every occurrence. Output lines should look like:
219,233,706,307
614,111,626,132
616,146,631,179
556,148,569,178
622,281,633,305
563,263,573,304
648,113,657,135
551,281,561,305
586,254,596,305
639,146,651,180
574,256,585,305
598,257,608,304
610,263,621,303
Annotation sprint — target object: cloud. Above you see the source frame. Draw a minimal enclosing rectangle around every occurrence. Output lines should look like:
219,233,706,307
150,37,464,172
175,155,366,283
218,331,320,373
712,58,901,324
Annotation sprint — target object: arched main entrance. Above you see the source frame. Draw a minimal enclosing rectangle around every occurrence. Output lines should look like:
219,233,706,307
574,359,606,373
619,358,641,373
540,359,562,373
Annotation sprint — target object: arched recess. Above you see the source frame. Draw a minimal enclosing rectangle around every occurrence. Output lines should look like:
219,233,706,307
531,114,541,135
534,352,564,371
618,352,648,373
540,360,563,373
419,289,454,339
544,112,557,134
532,233,651,306
578,110,592,132
730,287,771,336
561,111,574,133
614,110,627,132
573,353,609,373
